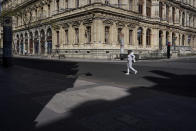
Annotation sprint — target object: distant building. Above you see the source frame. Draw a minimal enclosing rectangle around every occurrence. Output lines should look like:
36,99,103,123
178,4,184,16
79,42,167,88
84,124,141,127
1,0,196,59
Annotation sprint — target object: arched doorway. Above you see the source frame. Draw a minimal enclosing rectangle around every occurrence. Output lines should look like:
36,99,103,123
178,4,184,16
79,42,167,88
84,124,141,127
166,31,169,45
137,27,143,46
172,33,177,50
40,30,45,54
34,31,39,55
159,30,163,50
29,32,33,54
182,35,185,46
146,28,151,47
47,28,52,55
16,35,19,54
25,33,28,54
20,34,24,55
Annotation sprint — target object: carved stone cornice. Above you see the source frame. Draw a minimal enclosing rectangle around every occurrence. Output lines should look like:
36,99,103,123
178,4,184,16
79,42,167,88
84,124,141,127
83,18,93,26
71,21,81,28
103,19,114,26
116,21,125,27
62,23,70,29
52,23,60,31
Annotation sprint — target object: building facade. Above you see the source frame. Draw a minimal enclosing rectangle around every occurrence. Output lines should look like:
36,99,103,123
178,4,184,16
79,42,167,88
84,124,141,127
1,0,196,59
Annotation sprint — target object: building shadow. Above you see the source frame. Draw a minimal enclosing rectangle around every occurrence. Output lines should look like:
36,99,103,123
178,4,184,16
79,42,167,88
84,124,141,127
0,58,79,131
144,70,196,98
13,57,78,75
34,71,196,131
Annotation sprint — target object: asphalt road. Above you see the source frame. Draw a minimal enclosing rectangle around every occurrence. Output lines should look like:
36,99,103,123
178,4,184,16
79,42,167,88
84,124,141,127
0,56,196,131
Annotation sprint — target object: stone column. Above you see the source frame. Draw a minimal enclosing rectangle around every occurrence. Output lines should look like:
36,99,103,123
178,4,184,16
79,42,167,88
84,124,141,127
142,27,146,48
80,24,85,45
110,23,118,46
151,28,159,49
92,19,104,45
175,8,180,25
28,33,30,54
151,0,159,20
162,30,167,48
124,25,129,48
132,26,138,48
133,0,138,12
176,32,180,46
169,6,173,24
44,30,47,55
38,31,41,55
143,0,146,16
186,12,189,27
32,31,35,55
162,3,167,21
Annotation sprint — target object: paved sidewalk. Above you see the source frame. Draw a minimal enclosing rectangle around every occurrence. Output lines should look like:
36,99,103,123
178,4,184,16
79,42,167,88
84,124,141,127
13,54,196,63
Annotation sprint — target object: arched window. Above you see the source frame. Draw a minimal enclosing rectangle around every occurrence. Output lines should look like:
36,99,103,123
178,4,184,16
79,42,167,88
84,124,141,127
40,30,45,54
146,0,151,17
25,33,28,52
146,29,151,46
47,28,52,55
137,27,143,46
29,32,33,54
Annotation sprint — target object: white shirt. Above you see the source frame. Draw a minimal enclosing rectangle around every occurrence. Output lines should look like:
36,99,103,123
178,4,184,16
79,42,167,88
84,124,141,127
128,52,135,63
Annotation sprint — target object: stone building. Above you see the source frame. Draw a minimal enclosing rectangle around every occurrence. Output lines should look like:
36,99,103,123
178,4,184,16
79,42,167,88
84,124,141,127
1,0,196,59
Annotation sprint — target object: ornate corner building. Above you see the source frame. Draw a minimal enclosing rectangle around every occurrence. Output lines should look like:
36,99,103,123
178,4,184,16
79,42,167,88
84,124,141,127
1,0,196,59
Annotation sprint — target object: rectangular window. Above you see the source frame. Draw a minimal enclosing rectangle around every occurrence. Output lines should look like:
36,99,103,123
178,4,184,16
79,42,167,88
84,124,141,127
138,4,143,14
56,0,60,12
76,0,79,8
88,0,91,4
65,0,68,9
118,0,122,8
75,28,79,44
129,30,133,45
105,26,110,43
86,26,91,43
56,31,60,46
48,4,50,17
118,28,122,44
65,30,69,44
129,0,132,10
166,5,169,22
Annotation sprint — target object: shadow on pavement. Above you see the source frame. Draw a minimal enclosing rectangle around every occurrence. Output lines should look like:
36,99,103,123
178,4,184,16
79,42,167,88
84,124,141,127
0,58,79,131
145,70,196,97
13,58,78,75
1,57,196,131
35,70,196,131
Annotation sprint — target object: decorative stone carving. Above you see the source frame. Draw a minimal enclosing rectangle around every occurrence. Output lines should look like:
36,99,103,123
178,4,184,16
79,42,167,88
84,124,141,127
83,18,93,26
103,19,113,25
52,23,60,30
116,21,125,27
72,21,81,27
62,23,69,29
